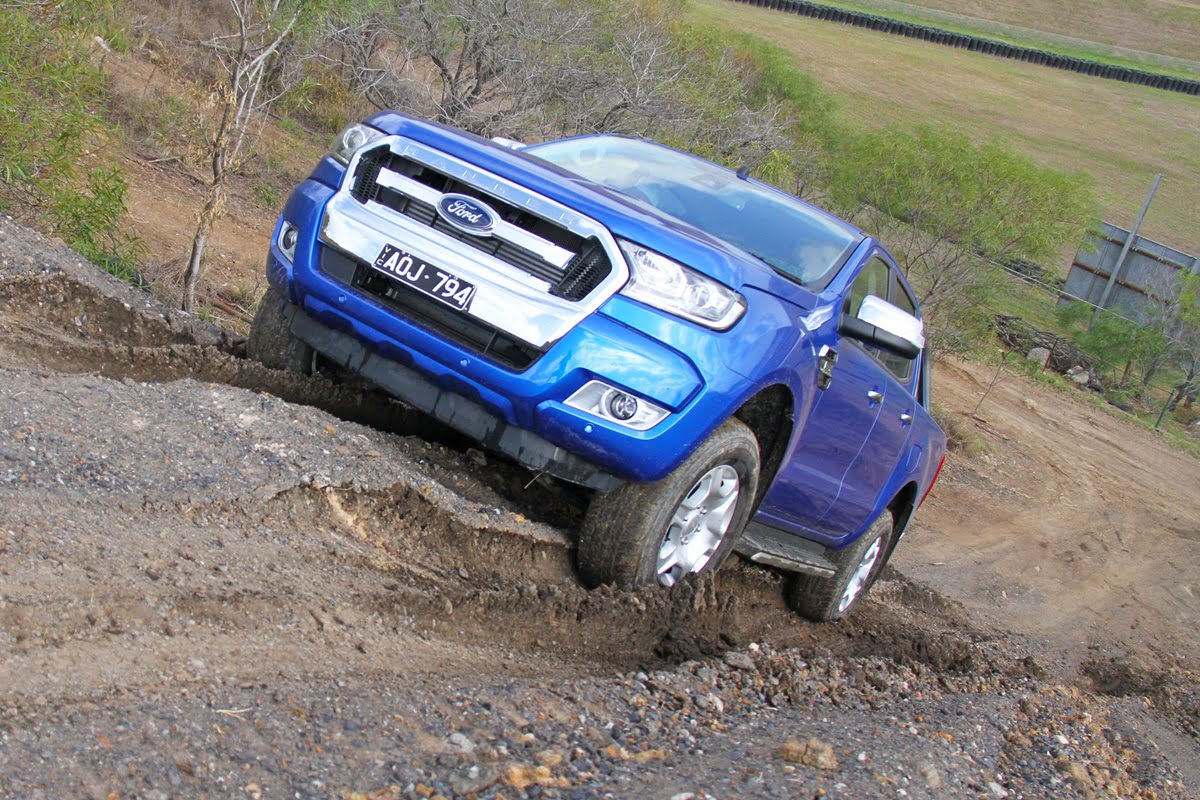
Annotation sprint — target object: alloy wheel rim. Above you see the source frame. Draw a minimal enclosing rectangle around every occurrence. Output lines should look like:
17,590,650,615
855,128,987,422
837,536,882,614
656,465,740,587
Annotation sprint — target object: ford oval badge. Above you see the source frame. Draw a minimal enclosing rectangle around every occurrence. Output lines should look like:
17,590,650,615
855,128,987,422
436,193,496,237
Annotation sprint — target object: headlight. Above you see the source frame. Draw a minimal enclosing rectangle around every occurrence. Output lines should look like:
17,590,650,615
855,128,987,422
618,241,745,330
330,123,385,166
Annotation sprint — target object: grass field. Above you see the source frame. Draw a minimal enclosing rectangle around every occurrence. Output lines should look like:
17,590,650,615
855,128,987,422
692,0,1200,264
800,0,1200,77
837,0,1200,64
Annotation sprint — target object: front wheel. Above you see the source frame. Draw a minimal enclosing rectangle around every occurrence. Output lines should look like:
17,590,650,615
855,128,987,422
576,418,760,588
247,285,314,374
785,511,894,622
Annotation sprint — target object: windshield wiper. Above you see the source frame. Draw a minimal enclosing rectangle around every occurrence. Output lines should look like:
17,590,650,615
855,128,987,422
748,251,801,284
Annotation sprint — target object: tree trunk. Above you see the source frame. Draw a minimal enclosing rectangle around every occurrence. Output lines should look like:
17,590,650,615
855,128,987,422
1119,358,1134,388
182,179,225,313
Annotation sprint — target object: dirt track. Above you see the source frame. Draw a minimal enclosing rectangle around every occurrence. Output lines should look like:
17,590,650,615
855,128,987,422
902,357,1200,676
1,216,1198,798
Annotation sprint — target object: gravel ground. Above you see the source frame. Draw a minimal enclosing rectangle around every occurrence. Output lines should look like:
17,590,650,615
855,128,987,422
0,217,1195,798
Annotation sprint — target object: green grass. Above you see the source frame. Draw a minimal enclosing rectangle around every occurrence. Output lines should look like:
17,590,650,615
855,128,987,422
990,276,1062,331
690,0,1200,260
793,0,1200,78
873,0,1200,64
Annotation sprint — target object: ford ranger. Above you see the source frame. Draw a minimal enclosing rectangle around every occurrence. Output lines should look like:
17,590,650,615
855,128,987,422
249,112,946,621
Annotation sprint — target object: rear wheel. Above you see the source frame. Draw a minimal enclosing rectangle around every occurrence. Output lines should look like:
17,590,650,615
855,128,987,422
577,419,759,588
785,511,893,622
247,285,313,374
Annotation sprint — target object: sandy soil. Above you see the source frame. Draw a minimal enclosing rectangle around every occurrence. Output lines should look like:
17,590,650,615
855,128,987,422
902,358,1200,676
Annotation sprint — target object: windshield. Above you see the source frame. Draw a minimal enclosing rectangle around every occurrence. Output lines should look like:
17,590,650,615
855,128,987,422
527,135,861,286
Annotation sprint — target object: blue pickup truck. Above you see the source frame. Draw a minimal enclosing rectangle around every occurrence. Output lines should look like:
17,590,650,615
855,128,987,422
250,112,946,621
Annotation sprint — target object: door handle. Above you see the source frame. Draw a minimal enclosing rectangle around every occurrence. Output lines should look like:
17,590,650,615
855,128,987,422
900,412,914,424
866,390,883,402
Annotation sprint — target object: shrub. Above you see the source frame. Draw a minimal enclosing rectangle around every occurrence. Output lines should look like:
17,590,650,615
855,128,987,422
0,0,144,280
828,125,1097,324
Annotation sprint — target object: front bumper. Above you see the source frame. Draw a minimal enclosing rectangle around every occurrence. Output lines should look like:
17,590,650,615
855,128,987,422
285,302,624,491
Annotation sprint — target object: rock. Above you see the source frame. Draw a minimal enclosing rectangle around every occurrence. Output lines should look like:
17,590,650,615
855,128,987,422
1027,347,1051,365
917,763,942,788
535,749,563,767
448,732,475,754
1066,366,1090,385
448,765,494,796
503,764,567,790
1056,758,1092,789
723,651,756,671
987,781,1009,798
777,737,838,771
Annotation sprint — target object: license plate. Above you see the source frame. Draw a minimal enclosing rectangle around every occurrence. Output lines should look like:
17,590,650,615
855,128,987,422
370,244,476,312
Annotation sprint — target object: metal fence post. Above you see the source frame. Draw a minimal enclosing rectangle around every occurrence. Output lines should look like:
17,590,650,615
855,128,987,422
1156,388,1178,429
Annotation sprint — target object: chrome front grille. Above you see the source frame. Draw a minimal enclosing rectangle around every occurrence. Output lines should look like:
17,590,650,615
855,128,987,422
350,145,610,301
318,135,630,352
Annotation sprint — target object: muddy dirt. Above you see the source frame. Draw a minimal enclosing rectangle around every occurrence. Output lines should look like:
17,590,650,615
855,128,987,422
1,215,1198,798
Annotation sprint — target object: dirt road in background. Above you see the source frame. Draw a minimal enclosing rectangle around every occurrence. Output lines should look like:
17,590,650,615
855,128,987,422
1,217,1197,798
902,358,1200,676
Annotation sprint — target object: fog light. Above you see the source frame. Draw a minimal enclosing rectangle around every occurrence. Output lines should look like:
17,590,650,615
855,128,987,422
564,381,668,431
605,390,638,421
278,222,298,262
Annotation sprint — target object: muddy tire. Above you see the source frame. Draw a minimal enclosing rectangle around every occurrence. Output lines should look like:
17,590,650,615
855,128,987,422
785,511,893,622
577,418,759,589
247,286,313,374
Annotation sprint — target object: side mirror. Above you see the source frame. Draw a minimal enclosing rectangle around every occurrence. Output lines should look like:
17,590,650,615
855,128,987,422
839,295,924,359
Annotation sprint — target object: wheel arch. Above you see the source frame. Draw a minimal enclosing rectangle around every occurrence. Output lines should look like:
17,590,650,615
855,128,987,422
732,383,795,507
883,480,920,563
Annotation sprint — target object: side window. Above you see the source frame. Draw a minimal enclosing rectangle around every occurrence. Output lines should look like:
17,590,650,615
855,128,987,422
845,257,918,386
878,269,917,384
845,258,890,316
889,270,916,316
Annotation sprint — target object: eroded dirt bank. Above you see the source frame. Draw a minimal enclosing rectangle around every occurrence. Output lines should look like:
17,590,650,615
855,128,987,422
1,217,1197,798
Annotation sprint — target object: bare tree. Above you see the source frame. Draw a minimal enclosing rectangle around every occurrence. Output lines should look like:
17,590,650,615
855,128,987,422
299,0,816,212
181,0,299,313
308,0,782,150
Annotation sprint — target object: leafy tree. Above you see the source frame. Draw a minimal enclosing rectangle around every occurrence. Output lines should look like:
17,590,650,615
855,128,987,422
1057,300,1170,387
829,125,1097,323
1173,274,1200,408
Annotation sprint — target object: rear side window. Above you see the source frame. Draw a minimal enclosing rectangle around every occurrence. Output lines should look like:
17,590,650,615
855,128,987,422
878,269,917,383
890,271,916,316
